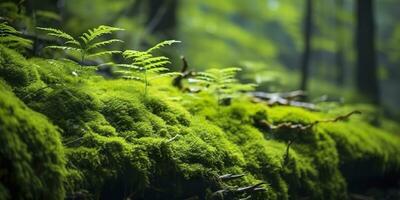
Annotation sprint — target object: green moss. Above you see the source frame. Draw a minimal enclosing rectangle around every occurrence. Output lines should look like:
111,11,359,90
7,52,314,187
0,45,37,87
321,121,400,190
1,49,400,199
29,58,90,86
190,102,350,199
30,86,100,136
0,81,66,200
100,96,149,132
65,134,152,199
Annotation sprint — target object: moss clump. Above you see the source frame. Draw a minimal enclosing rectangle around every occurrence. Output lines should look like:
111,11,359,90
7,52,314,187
0,81,66,200
187,101,349,199
321,121,400,191
1,48,400,199
0,45,37,87
30,87,100,136
65,134,152,199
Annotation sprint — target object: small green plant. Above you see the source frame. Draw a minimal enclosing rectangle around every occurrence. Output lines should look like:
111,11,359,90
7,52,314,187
117,40,182,97
0,22,32,50
190,67,255,105
37,25,124,63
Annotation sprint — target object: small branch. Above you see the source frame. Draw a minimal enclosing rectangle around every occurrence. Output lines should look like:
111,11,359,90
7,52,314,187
259,110,361,132
236,182,266,193
252,90,306,100
239,195,252,200
63,136,85,146
251,91,316,110
166,134,181,143
281,139,295,168
219,174,245,181
21,85,52,100
172,56,196,90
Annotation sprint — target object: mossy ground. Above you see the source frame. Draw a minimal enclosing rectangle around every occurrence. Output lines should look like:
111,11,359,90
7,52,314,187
1,45,400,199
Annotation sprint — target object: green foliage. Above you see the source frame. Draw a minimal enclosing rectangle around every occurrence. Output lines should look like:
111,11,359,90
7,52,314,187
0,82,66,200
0,45,37,87
30,86,100,136
1,32,400,200
118,40,182,96
191,67,255,104
0,22,32,51
37,25,124,63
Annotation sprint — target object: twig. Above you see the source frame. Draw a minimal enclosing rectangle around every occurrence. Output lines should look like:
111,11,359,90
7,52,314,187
281,139,295,168
166,134,181,143
236,182,266,193
219,174,245,181
260,110,361,132
21,85,52,100
251,90,317,110
172,56,197,90
63,136,86,146
252,90,306,100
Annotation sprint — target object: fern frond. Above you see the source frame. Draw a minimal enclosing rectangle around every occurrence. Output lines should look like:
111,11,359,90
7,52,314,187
122,75,144,82
191,67,254,104
80,25,124,45
195,72,218,82
38,25,123,64
0,22,19,34
135,56,169,65
37,27,80,46
119,40,181,96
221,67,242,73
114,70,131,74
188,78,212,84
86,50,121,58
147,67,169,73
114,64,140,69
87,39,123,51
0,35,32,48
145,61,171,70
123,50,152,61
150,72,182,80
45,45,82,52
0,23,32,50
147,40,181,53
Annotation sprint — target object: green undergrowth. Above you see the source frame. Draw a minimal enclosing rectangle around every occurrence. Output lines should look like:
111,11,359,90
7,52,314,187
0,81,66,200
1,44,400,199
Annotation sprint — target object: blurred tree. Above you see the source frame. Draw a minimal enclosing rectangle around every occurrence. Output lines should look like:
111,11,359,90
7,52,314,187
146,0,177,38
335,0,345,86
356,0,379,104
299,0,313,92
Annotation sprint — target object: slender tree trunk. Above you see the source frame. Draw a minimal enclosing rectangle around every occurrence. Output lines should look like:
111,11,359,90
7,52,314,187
300,0,313,92
335,0,345,86
355,0,379,104
147,0,177,37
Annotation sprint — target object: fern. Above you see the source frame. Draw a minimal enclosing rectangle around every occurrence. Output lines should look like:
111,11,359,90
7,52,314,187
117,40,181,96
190,67,256,105
37,25,124,63
0,22,32,50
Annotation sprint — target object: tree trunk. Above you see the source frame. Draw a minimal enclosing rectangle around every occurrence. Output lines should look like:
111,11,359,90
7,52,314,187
299,0,313,92
335,0,345,86
355,0,379,104
146,0,177,38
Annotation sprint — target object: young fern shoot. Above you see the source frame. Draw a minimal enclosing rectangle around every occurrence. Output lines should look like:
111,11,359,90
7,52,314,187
37,25,124,63
190,67,256,105
117,40,182,97
0,22,32,50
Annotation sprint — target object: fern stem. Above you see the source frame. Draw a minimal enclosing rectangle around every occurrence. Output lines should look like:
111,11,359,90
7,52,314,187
144,69,148,97
81,49,86,63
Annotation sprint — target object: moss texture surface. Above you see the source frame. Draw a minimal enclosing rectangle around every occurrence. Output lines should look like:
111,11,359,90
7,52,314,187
1,45,400,199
